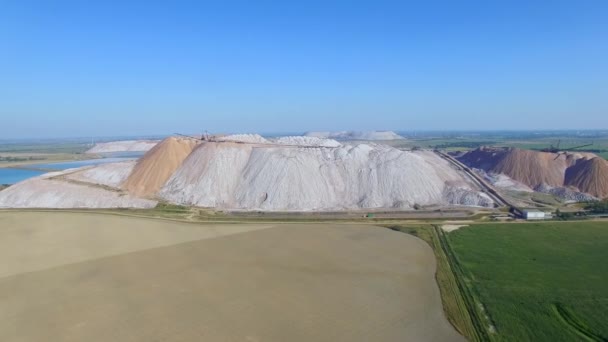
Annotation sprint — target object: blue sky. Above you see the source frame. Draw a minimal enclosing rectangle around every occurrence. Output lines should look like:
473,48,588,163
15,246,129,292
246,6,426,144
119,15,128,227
1,1,607,138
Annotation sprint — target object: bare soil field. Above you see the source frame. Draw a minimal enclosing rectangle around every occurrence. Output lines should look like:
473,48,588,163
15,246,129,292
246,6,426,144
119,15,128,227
0,211,463,342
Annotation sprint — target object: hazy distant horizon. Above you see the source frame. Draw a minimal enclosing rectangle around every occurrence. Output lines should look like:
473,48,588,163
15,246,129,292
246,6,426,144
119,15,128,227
5,127,608,140
1,1,606,138
2,129,608,142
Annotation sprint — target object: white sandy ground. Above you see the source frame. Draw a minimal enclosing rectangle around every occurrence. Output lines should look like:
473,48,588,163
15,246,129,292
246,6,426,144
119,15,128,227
304,130,405,140
86,140,159,153
0,212,464,342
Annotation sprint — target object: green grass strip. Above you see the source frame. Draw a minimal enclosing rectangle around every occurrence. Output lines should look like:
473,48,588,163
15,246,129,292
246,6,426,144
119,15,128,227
553,303,608,342
434,225,491,341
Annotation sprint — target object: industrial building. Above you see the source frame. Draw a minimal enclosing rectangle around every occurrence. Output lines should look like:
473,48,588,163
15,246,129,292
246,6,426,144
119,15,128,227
522,209,546,220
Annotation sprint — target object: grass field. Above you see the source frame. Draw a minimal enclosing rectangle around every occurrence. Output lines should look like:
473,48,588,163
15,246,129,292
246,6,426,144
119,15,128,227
447,222,608,341
0,142,89,154
387,135,608,160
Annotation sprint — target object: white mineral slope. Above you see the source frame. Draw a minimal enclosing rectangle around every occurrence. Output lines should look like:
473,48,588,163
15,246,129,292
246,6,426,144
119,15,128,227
65,161,136,187
160,141,492,211
273,136,342,147
220,134,269,144
86,140,159,153
304,130,405,140
160,142,255,207
0,170,156,209
474,168,534,192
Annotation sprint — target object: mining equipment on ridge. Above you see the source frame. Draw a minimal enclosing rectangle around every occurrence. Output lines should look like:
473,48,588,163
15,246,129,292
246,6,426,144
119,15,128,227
174,132,340,149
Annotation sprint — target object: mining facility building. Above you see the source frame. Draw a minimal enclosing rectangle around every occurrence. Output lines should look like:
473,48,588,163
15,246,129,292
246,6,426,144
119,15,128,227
522,209,546,220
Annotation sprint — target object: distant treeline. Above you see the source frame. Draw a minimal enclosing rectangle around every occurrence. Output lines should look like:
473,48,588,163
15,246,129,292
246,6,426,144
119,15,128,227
433,141,496,149
0,156,46,162
531,148,608,153
572,149,608,153
584,200,608,214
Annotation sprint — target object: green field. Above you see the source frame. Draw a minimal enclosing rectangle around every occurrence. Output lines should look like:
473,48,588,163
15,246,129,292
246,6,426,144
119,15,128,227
387,134,608,160
448,222,608,341
0,142,89,154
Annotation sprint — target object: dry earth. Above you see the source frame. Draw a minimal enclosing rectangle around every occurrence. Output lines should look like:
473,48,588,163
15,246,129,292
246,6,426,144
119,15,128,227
0,211,463,342
442,224,469,232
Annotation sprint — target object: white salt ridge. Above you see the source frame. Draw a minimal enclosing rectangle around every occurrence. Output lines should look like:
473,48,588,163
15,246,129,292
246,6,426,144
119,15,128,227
66,161,136,187
273,136,341,147
0,168,156,209
443,186,493,207
160,142,493,211
304,130,405,141
86,140,159,153
220,134,269,144
475,169,533,192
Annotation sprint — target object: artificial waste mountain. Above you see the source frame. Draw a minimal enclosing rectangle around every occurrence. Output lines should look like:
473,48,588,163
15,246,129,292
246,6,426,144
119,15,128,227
0,135,492,210
459,147,608,199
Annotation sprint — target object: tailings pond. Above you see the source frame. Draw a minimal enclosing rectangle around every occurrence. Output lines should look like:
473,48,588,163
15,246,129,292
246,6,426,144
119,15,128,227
0,152,144,185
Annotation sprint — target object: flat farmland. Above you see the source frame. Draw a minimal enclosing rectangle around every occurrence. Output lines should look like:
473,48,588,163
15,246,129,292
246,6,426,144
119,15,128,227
0,211,463,342
448,222,608,341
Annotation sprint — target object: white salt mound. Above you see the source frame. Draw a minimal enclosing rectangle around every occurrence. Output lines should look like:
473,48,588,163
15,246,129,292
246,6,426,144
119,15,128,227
86,140,159,153
0,169,156,209
65,161,136,188
160,142,492,211
304,130,405,141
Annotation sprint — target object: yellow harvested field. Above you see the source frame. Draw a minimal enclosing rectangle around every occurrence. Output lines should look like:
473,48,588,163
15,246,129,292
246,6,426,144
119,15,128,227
0,212,272,278
0,211,463,342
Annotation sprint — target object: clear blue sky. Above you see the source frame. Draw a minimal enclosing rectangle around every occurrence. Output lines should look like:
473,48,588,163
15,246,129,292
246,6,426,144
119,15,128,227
1,1,607,138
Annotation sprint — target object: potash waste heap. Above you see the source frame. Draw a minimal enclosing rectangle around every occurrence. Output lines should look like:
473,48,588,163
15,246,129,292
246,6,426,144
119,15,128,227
0,134,496,210
458,146,608,199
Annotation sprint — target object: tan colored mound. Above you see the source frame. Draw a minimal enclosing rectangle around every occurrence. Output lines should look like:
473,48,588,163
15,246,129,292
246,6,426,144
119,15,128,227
565,157,608,198
493,148,568,188
460,147,569,188
123,137,198,197
459,147,607,199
